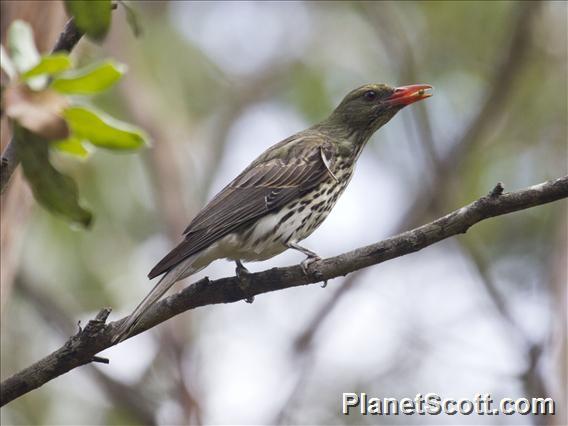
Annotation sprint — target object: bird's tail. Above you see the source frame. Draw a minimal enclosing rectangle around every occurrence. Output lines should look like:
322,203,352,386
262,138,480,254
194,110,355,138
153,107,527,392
112,255,201,343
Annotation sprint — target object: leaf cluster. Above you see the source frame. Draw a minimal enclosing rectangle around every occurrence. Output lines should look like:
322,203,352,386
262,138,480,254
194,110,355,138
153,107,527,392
1,3,148,227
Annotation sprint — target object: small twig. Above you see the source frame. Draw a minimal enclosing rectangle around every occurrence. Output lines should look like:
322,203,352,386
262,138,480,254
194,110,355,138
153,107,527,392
488,182,505,198
50,17,84,54
284,3,544,382
15,277,157,424
91,356,110,364
457,235,551,404
93,308,112,323
0,175,566,406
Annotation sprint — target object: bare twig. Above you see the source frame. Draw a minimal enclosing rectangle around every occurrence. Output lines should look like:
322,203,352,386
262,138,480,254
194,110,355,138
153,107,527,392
400,1,541,230
15,277,157,425
273,269,367,423
1,175,566,406
457,238,551,411
288,1,542,368
50,17,83,54
359,1,438,176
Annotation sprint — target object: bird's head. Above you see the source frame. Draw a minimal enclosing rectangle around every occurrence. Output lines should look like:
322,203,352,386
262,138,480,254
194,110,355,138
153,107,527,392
325,83,433,141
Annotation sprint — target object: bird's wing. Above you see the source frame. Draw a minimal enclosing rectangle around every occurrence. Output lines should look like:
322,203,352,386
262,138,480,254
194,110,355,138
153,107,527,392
148,136,336,278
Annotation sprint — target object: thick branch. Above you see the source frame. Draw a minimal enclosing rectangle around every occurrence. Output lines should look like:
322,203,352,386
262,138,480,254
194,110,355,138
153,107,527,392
1,176,566,406
0,18,83,194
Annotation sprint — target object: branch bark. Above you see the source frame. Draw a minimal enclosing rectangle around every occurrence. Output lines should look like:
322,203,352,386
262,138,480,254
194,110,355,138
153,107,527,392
1,175,566,406
15,277,157,425
287,1,543,370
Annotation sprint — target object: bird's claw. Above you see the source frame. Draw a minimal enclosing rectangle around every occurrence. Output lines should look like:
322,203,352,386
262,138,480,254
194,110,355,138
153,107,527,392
236,261,255,303
300,256,320,275
301,256,326,286
236,261,252,289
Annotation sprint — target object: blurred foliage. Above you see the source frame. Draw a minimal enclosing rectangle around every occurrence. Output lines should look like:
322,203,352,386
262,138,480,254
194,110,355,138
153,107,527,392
64,0,111,42
2,19,148,227
21,54,72,80
286,64,333,123
50,60,126,94
118,0,143,38
15,124,93,226
1,1,566,425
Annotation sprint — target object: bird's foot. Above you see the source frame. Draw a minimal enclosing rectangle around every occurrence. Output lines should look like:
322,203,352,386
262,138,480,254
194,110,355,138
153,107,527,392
235,260,254,303
286,242,327,286
300,255,320,275
301,255,326,286
235,260,251,286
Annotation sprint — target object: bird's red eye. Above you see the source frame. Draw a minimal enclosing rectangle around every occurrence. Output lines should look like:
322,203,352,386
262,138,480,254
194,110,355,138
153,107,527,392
364,90,377,101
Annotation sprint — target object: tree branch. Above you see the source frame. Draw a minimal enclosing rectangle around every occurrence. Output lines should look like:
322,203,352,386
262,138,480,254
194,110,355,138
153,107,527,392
0,17,83,194
15,277,157,425
1,175,566,406
401,0,541,231
288,1,544,367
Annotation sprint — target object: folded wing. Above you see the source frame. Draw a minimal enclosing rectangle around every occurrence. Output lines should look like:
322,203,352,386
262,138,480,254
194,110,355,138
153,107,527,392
148,136,335,279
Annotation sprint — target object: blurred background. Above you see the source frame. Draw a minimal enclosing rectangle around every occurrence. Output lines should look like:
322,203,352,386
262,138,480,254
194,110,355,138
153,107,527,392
1,1,566,425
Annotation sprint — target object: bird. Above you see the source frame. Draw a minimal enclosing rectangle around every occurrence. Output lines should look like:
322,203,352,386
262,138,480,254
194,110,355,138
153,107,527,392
114,83,432,342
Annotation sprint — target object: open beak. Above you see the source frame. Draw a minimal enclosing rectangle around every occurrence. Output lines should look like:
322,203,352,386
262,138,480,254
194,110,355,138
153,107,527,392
385,84,433,107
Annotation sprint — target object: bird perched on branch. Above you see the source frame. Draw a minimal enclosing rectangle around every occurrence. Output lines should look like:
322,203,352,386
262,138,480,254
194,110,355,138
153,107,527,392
114,83,432,342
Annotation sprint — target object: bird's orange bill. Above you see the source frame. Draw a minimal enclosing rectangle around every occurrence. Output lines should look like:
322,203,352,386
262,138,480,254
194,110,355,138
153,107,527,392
386,84,433,106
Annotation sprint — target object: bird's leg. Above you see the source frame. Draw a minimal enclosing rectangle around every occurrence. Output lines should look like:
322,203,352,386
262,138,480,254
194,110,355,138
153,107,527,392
235,260,254,303
235,259,250,278
286,242,325,284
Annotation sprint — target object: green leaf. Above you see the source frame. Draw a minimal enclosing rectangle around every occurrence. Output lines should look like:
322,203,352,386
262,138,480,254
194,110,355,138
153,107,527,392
51,60,126,94
0,44,17,80
21,54,73,80
14,125,92,227
119,1,143,37
7,20,40,74
63,106,148,150
52,137,90,158
65,0,112,41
